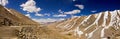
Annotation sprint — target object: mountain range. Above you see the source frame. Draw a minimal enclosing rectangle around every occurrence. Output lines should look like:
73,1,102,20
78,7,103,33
0,5,120,39
48,10,120,39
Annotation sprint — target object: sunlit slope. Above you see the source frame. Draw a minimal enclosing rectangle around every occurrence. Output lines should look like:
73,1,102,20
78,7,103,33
48,10,120,39
0,5,39,26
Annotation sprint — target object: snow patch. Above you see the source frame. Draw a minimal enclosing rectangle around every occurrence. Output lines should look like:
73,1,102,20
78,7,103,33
85,33,88,36
94,13,102,26
84,13,102,31
76,15,91,29
109,10,117,26
95,14,99,18
74,27,83,37
102,11,108,26
118,10,120,15
81,15,91,24
101,28,105,37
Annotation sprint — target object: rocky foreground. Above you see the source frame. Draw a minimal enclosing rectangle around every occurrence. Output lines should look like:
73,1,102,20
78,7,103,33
0,26,76,39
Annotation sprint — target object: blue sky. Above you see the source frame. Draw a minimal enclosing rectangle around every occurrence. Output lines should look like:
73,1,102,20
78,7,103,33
1,0,120,23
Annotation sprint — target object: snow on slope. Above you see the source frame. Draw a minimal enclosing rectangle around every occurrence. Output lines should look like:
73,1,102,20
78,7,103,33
49,10,120,39
84,13,102,31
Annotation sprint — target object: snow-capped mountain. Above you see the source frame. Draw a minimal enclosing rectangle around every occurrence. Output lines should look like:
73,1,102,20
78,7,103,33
48,10,120,39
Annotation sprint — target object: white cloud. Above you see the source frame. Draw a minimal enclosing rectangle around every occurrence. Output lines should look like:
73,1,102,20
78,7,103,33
73,15,80,17
75,4,84,9
53,14,67,17
32,18,65,24
0,0,8,6
58,9,64,14
57,9,80,17
91,10,97,13
35,13,43,16
25,14,31,18
20,0,41,13
73,0,76,2
44,13,50,16
52,9,67,17
64,10,81,14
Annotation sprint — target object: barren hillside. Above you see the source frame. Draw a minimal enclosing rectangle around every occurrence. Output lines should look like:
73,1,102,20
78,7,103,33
0,5,39,26
0,5,76,39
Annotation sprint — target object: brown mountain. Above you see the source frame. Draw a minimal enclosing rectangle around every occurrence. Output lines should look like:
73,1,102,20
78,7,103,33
0,5,75,39
48,10,120,39
0,5,39,26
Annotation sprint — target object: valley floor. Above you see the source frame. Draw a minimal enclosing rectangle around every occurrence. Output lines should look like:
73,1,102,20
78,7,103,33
0,26,76,39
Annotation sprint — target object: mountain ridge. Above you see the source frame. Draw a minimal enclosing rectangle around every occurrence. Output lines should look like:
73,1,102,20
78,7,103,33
47,10,120,39
0,5,39,26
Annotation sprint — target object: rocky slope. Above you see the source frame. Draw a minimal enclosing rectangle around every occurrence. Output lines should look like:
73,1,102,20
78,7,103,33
48,10,120,39
0,5,39,26
0,5,75,39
